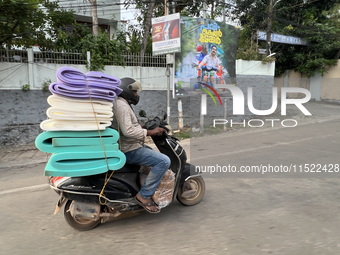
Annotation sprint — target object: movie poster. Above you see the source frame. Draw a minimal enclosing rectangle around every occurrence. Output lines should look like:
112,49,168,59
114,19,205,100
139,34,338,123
174,17,240,98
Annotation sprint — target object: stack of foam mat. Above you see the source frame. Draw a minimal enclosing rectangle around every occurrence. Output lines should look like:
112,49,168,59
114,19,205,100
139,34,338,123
35,129,125,177
35,67,126,177
41,67,122,131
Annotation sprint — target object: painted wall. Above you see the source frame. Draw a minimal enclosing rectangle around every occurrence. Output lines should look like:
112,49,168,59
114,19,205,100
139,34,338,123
274,60,340,102
321,62,340,101
0,63,172,91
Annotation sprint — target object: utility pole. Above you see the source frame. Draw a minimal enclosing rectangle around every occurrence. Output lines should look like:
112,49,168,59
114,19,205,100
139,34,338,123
165,0,171,127
211,2,214,20
140,1,155,66
200,1,207,134
88,0,99,36
266,0,274,56
223,0,226,23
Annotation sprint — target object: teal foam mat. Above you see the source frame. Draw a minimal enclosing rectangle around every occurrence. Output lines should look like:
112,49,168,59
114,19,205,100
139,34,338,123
44,150,126,177
35,129,119,153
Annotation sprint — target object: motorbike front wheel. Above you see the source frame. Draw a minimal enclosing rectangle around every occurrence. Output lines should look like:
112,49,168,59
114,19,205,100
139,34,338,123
177,176,205,206
64,200,101,231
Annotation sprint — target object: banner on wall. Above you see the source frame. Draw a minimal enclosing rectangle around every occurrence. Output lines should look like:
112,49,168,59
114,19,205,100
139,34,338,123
174,17,240,99
152,13,181,56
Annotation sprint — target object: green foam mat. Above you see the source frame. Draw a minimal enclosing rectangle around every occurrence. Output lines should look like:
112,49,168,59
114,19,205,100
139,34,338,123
44,150,126,177
35,129,119,153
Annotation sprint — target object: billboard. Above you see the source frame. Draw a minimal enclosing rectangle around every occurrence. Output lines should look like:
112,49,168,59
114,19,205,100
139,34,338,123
151,13,181,56
174,17,240,100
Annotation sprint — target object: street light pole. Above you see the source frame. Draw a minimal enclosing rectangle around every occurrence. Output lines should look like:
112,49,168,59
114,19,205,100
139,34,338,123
165,0,171,126
199,1,207,134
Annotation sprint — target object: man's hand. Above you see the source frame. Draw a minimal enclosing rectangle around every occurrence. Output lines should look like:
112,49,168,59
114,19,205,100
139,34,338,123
147,127,167,136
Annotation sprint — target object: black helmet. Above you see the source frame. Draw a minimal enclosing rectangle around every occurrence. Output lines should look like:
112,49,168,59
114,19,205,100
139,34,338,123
118,77,142,105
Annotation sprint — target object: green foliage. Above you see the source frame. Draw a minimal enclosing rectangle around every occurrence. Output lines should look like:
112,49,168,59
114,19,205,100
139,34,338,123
55,22,92,50
237,40,262,61
237,27,276,64
22,84,30,91
124,25,152,54
55,23,128,71
42,79,51,92
77,32,127,71
0,0,74,50
232,0,340,77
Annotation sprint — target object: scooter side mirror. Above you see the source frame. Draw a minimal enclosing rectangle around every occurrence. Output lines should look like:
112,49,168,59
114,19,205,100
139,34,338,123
162,111,167,121
139,110,146,117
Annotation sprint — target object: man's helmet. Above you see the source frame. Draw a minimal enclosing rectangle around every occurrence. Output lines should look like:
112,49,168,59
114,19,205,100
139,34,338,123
118,77,142,105
196,45,202,53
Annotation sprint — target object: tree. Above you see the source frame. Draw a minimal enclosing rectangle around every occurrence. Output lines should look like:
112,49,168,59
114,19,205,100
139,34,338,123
55,24,128,71
124,0,164,65
231,0,340,76
124,25,152,54
88,0,99,36
123,0,226,65
0,0,74,49
139,0,155,66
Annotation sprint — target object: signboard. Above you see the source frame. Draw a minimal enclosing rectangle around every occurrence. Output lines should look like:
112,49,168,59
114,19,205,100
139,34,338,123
173,17,240,99
258,48,267,54
258,31,308,46
151,13,181,56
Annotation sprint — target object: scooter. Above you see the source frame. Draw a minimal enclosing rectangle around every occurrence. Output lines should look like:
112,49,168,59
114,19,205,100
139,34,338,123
49,111,205,231
192,63,219,90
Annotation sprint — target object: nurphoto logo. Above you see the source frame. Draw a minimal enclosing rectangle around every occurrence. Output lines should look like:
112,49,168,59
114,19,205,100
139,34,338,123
213,85,311,128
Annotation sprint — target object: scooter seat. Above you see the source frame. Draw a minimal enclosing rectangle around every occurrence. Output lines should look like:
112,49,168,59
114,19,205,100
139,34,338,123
116,164,140,173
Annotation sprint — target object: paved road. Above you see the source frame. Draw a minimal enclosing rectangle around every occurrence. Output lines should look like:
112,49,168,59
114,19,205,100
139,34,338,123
1,102,340,255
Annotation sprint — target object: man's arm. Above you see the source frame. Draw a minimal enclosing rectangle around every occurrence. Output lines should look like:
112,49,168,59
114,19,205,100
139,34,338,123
198,55,208,69
116,105,147,142
116,105,166,140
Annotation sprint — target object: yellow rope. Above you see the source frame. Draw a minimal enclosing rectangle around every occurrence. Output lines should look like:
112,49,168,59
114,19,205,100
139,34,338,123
84,77,112,205
115,99,121,151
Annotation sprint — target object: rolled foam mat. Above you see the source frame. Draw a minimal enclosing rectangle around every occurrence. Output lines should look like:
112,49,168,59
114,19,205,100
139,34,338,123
40,119,111,131
47,95,113,111
35,129,119,153
44,150,126,177
86,71,121,87
56,67,123,91
56,67,86,85
49,82,119,101
46,107,113,121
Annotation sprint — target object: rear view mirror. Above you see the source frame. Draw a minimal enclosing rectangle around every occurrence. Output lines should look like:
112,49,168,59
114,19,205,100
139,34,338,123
139,110,146,117
162,111,167,120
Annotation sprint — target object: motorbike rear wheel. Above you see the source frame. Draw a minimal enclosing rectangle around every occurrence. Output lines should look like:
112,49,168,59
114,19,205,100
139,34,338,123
64,200,101,231
177,176,205,206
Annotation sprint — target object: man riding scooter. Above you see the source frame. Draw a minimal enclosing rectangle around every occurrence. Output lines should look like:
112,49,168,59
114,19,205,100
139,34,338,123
197,45,222,86
110,78,170,214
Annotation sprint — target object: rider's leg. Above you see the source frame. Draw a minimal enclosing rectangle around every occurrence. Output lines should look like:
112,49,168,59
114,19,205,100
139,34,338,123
202,70,208,83
203,75,208,83
125,146,170,199
210,74,214,85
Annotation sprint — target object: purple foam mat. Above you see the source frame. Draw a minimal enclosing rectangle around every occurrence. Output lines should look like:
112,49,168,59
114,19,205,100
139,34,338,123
52,67,123,100
49,82,119,101
57,67,121,89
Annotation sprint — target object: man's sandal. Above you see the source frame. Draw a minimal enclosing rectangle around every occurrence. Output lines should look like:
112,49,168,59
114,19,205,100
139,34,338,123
135,197,161,214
